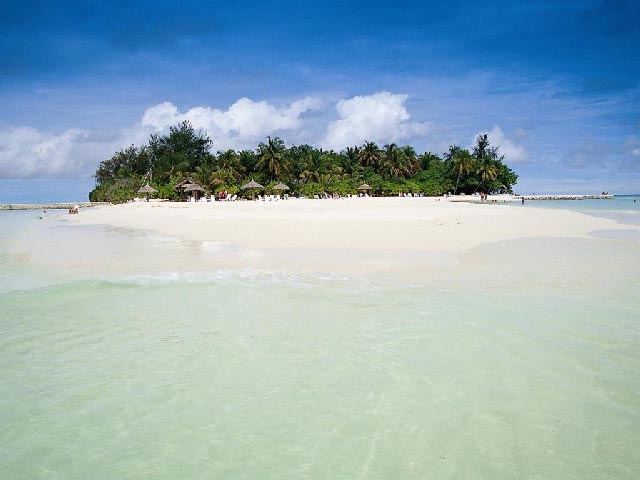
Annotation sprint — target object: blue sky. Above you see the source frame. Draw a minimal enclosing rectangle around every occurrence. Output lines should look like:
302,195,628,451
1,0,639,201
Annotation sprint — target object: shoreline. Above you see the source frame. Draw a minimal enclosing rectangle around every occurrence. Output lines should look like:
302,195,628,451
0,194,620,210
0,196,627,294
68,197,636,255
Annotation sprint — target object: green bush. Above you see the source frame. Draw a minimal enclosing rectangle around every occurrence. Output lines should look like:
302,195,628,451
297,182,325,197
88,179,139,203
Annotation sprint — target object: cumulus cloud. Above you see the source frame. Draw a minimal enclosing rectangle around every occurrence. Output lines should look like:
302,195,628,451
322,92,429,150
473,125,527,163
0,96,324,179
1,93,433,179
141,97,322,150
0,127,106,178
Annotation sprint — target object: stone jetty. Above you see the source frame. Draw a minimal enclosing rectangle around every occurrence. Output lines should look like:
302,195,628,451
0,202,110,211
521,195,614,201
448,194,614,203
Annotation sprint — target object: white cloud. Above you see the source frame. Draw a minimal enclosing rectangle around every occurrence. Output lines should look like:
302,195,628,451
0,96,324,179
322,91,429,150
473,125,527,163
140,97,322,150
0,127,100,178
1,93,433,179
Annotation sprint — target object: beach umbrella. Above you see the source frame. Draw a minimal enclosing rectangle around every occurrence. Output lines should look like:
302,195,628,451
357,183,372,190
138,183,157,194
241,179,264,200
272,182,290,191
241,179,264,190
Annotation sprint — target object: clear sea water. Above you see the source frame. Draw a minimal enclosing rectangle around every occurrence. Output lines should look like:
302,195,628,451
523,195,640,226
1,200,639,479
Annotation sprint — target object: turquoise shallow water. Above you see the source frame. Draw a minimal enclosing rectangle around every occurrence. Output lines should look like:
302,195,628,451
1,208,639,479
523,195,640,227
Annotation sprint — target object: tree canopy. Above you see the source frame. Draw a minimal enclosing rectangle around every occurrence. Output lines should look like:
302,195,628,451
89,122,518,202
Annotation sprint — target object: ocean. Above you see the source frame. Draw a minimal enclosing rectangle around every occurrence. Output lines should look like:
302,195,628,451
1,199,639,479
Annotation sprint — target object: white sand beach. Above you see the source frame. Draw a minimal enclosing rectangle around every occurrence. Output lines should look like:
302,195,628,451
71,196,632,253
65,197,640,288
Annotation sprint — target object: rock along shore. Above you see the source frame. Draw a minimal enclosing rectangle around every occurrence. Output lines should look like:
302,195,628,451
0,202,110,211
521,194,614,200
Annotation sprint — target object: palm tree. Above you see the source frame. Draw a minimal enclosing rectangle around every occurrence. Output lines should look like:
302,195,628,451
156,152,190,182
340,146,359,174
358,141,381,169
257,136,289,180
400,145,420,175
215,149,243,180
300,149,325,183
238,149,258,173
476,159,498,193
452,150,476,194
192,164,210,186
380,143,411,179
472,134,490,160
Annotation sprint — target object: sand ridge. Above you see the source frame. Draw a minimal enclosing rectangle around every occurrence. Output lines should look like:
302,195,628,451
70,197,634,254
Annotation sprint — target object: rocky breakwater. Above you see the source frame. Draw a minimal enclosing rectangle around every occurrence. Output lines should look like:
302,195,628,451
0,202,110,210
521,195,614,201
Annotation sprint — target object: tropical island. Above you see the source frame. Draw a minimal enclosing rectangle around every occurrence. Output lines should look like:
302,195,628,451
89,121,518,202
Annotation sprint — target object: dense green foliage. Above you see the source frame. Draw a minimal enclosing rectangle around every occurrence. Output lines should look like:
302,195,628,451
89,121,518,202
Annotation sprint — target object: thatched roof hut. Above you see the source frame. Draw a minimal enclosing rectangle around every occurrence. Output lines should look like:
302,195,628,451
183,183,204,193
174,178,199,192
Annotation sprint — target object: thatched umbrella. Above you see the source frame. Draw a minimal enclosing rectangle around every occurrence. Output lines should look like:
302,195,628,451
272,183,290,198
241,179,264,190
241,179,264,200
357,183,372,197
138,183,157,194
